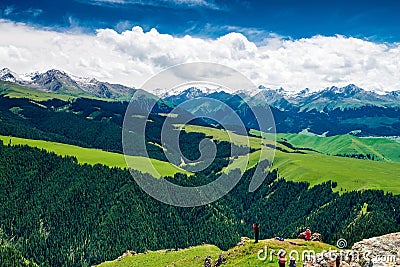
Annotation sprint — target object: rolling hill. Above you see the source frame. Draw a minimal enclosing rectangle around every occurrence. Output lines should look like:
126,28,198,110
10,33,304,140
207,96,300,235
277,133,400,162
182,125,400,194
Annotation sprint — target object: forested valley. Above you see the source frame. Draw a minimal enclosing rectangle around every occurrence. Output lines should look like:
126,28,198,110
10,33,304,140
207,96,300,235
1,142,400,266
1,94,400,266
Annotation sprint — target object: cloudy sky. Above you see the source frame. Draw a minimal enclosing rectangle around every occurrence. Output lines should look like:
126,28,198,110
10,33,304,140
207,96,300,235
1,0,400,93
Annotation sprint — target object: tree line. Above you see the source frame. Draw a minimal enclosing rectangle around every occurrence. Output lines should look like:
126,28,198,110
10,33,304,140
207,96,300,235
1,143,400,266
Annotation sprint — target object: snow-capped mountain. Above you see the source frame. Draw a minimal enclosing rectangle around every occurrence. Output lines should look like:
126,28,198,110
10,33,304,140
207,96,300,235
0,68,136,100
1,67,400,137
158,84,232,99
163,83,400,112
295,84,400,111
0,68,19,82
1,67,399,112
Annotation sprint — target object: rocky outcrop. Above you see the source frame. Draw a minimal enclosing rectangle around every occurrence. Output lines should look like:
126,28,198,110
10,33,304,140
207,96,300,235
214,254,226,266
303,232,400,267
203,254,226,267
352,232,400,266
312,233,323,242
116,250,137,261
204,255,213,267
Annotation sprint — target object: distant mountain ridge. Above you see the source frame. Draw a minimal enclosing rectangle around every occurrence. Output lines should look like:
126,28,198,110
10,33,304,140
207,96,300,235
2,67,400,111
164,84,400,112
163,85,400,137
1,67,400,136
0,68,136,100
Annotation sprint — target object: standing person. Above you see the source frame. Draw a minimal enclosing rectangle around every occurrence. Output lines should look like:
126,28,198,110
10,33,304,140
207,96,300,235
276,250,287,267
288,257,296,267
304,227,311,241
252,223,259,243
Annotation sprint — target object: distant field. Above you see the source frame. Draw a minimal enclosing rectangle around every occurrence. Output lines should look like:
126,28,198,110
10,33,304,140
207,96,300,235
186,126,400,194
181,124,277,150
98,245,222,267
272,150,400,194
277,133,400,162
0,135,190,178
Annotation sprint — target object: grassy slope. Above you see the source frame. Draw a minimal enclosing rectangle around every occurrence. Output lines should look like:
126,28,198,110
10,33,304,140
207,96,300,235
181,125,276,150
277,133,400,162
183,125,400,194
0,81,76,101
99,245,222,267
98,238,333,267
0,135,189,178
272,150,400,193
0,81,122,102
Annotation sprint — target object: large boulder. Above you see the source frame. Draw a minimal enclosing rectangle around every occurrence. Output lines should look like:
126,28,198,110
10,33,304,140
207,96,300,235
303,232,400,267
312,233,323,242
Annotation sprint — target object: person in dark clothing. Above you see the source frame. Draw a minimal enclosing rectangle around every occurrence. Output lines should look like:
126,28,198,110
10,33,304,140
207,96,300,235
252,223,259,243
288,257,296,267
335,254,340,267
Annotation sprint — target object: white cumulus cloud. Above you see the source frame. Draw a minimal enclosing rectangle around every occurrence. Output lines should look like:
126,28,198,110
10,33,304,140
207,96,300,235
0,19,399,93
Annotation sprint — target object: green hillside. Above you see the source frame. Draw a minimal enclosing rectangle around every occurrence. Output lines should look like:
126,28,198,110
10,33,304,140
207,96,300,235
99,245,222,267
0,81,76,101
0,81,118,102
3,121,400,195
2,141,400,266
273,150,400,194
0,135,189,178
99,238,333,267
277,133,400,162
184,126,400,194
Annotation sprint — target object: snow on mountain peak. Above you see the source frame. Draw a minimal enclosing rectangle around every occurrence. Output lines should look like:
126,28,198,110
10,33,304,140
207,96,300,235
157,84,234,98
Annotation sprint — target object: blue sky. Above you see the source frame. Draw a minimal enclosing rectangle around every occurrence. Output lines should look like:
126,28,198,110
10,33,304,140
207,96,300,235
1,0,400,43
1,1,400,92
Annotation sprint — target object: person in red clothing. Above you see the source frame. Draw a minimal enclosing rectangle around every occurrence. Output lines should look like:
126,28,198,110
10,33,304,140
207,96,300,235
252,223,259,243
304,227,311,241
275,250,287,267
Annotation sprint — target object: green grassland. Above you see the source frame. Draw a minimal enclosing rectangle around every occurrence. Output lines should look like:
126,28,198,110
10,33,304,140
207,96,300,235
0,135,189,178
183,126,400,194
272,150,400,193
98,244,222,267
277,133,400,162
180,124,277,150
98,238,333,267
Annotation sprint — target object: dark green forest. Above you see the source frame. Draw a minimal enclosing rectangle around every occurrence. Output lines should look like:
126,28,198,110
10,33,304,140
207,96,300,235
1,143,400,266
1,94,400,266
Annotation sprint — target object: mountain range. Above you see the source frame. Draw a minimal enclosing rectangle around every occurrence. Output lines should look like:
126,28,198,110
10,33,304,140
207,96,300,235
1,67,400,136
164,84,400,112
0,68,136,100
2,67,400,111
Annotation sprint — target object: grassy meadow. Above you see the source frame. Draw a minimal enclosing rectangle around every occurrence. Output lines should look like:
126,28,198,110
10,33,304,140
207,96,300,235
0,135,189,178
98,238,333,267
